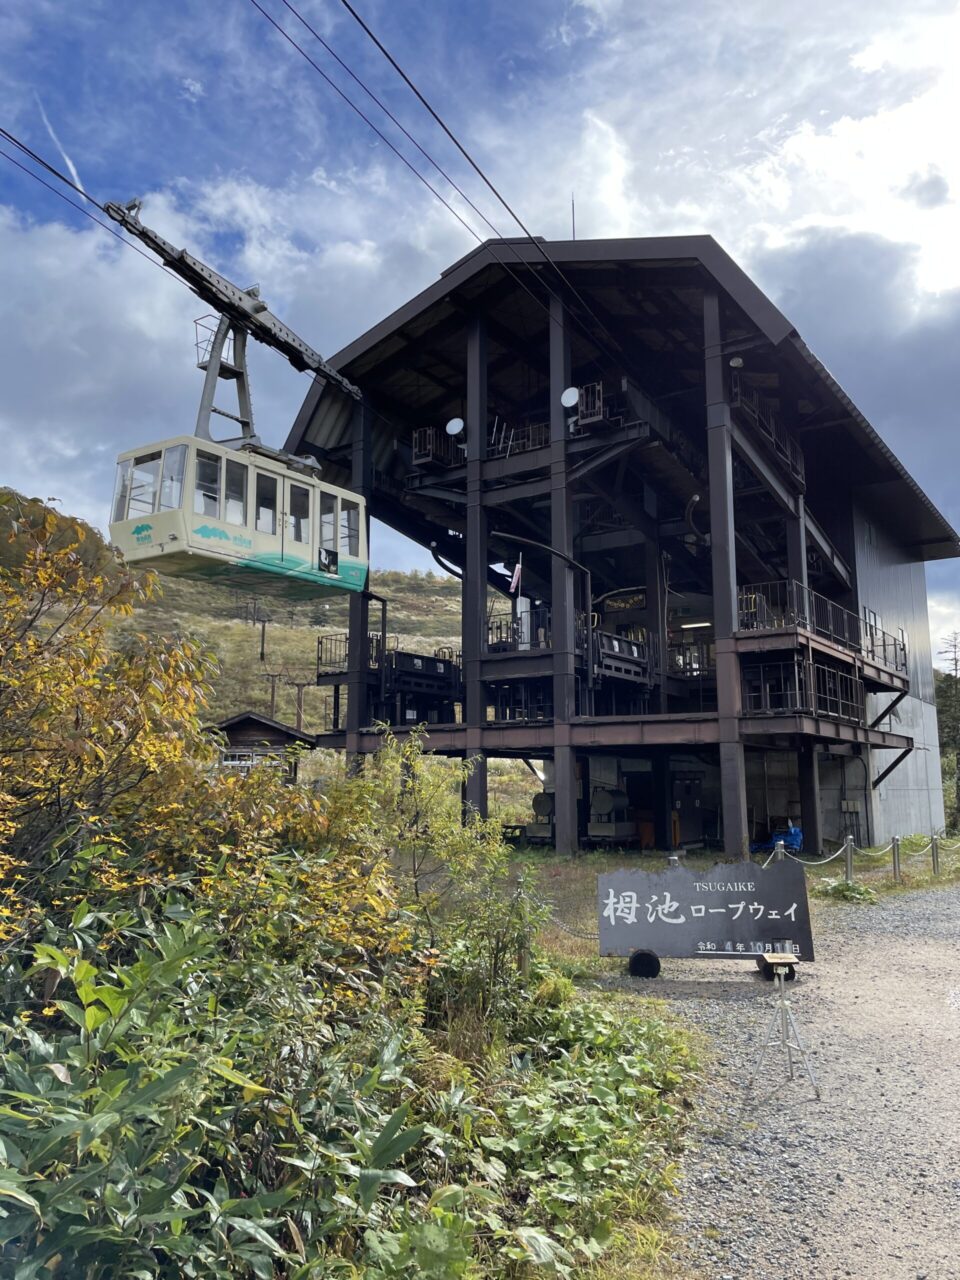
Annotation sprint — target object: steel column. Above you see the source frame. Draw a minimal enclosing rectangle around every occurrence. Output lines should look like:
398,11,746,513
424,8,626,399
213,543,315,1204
653,753,674,849
464,749,488,819
705,291,750,858
462,316,489,818
786,494,809,594
797,744,823,856
553,746,578,854
346,401,374,768
549,295,578,853
644,536,668,712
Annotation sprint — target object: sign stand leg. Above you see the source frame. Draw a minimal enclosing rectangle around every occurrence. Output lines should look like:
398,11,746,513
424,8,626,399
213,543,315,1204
749,960,820,1100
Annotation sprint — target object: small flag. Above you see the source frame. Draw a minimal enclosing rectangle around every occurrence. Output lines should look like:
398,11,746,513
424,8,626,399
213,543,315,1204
509,555,522,594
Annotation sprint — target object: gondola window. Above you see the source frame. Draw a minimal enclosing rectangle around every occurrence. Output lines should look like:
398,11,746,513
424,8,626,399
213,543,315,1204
320,492,337,549
256,473,277,535
159,445,187,511
195,451,221,518
341,498,360,557
289,484,310,543
225,460,247,526
129,452,162,517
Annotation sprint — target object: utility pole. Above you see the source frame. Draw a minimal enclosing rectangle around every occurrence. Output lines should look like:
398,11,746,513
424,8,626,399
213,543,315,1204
285,677,313,733
259,670,283,719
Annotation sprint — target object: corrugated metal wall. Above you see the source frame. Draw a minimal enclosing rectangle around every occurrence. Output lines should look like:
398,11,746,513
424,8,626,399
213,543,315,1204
852,503,945,839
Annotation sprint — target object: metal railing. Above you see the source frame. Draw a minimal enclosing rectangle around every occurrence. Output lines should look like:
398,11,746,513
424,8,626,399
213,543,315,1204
486,418,549,460
731,372,805,481
316,631,398,674
742,658,865,723
737,580,907,674
485,608,589,655
667,637,715,678
487,607,552,652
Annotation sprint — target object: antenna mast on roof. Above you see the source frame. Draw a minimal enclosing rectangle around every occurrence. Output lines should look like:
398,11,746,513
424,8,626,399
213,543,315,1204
571,192,576,240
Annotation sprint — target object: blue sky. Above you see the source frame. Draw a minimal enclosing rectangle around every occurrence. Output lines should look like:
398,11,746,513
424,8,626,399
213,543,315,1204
2,0,959,653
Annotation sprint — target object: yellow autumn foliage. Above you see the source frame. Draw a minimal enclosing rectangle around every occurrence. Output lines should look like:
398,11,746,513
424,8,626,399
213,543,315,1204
0,492,414,985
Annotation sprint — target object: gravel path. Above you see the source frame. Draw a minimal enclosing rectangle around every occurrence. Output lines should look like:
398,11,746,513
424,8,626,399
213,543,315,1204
606,883,960,1279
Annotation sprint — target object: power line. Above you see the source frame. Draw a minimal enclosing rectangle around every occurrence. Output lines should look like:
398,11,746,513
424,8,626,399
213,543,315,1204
247,0,614,372
276,0,509,245
249,0,622,377
333,0,633,367
0,126,430,457
0,142,181,278
277,0,621,378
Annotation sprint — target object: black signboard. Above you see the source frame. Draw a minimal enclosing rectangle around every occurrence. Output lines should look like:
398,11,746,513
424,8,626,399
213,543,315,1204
598,860,814,961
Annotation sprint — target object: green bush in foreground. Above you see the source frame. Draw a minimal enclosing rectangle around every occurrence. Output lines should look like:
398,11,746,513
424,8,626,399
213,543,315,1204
0,501,695,1277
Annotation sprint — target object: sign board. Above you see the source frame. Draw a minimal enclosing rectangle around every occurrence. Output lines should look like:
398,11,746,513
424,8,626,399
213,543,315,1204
598,860,814,961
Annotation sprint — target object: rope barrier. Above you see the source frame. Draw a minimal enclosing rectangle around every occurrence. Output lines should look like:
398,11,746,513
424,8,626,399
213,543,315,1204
785,849,845,866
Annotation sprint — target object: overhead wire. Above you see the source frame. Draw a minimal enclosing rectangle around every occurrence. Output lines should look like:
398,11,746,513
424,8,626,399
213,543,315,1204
332,0,640,370
0,126,402,443
247,0,623,378
0,139,187,283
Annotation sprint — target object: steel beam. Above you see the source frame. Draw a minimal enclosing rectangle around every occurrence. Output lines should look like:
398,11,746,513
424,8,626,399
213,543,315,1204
705,291,750,858
345,401,374,766
463,316,488,738
869,688,908,730
872,747,913,790
549,294,579,853
798,743,823,855
786,494,809,594
729,420,851,588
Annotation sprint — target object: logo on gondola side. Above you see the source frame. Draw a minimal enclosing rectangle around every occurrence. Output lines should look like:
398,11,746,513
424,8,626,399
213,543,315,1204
132,523,153,544
193,525,231,541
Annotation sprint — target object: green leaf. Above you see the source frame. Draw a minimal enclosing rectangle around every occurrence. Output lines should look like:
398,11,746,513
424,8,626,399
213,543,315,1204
84,1005,109,1033
0,1135,26,1169
71,899,93,928
117,1063,195,1115
91,985,128,1017
223,1217,285,1255
208,1059,270,1095
54,1000,86,1029
0,1180,41,1217
512,1226,573,1266
78,1112,120,1155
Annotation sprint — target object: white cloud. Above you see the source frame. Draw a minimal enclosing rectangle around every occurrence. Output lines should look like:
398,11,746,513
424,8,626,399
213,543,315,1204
179,77,205,103
928,593,960,668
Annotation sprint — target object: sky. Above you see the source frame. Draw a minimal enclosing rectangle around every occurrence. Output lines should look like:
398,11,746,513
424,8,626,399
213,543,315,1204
1,0,959,660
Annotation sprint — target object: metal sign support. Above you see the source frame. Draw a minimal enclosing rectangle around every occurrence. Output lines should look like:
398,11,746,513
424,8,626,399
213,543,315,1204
749,951,821,1100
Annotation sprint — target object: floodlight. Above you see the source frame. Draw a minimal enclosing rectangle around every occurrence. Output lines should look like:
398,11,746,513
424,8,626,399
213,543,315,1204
560,386,580,409
729,356,744,369
445,417,465,436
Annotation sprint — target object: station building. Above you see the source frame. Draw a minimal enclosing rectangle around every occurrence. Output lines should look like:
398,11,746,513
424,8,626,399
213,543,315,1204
285,236,956,856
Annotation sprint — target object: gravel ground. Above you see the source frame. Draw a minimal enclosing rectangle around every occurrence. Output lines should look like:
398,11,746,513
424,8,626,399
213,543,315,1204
603,882,960,1280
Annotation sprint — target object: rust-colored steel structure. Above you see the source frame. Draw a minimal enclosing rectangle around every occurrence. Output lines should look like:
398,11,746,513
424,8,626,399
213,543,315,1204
287,236,958,857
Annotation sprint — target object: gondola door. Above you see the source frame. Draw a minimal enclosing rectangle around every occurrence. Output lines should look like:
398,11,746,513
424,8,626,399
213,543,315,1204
283,478,313,573
253,469,284,567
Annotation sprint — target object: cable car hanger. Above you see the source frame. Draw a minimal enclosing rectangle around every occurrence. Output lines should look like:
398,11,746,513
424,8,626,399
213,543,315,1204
104,198,361,449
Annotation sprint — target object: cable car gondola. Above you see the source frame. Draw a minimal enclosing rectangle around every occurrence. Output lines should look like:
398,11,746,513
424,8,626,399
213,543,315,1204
109,435,367,599
103,199,368,600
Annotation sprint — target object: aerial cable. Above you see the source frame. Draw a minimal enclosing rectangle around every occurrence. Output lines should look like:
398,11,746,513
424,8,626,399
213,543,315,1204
0,141,185,282
275,0,509,245
249,0,619,380
276,0,618,380
247,0,612,371
333,0,636,371
0,127,431,452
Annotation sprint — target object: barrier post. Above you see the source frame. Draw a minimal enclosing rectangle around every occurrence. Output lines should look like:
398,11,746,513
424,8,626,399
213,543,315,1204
892,835,901,884
844,834,854,884
774,839,785,863
931,835,940,878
